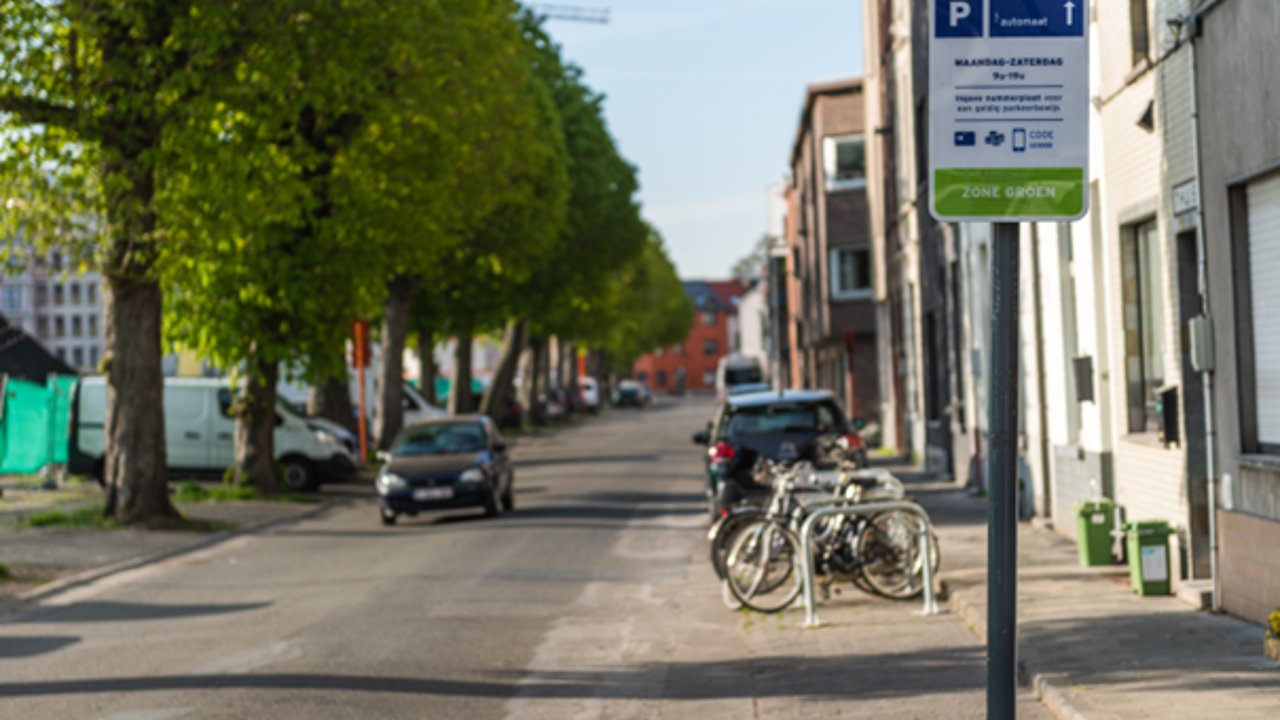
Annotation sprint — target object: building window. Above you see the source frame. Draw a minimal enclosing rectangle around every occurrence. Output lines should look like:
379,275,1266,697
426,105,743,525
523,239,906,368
637,371,648,383
36,317,49,338
673,344,684,356
54,284,64,305
1122,218,1165,433
56,347,66,361
657,370,667,388
703,339,719,356
88,315,98,337
70,283,81,305
1129,0,1150,67
55,316,65,338
87,283,98,305
830,246,873,299
1,286,19,312
71,315,82,337
89,345,100,369
703,370,715,386
654,346,665,358
72,347,84,367
51,251,62,271
701,310,716,326
823,134,867,191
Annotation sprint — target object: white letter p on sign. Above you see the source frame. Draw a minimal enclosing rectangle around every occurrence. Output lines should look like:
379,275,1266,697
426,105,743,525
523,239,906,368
950,1,971,27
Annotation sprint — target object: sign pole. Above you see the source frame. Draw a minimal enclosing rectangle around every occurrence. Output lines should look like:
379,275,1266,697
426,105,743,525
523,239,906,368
987,221,1020,720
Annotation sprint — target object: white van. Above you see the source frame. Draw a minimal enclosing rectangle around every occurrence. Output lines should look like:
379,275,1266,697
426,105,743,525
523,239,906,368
580,376,600,413
715,355,768,401
69,377,359,491
276,377,448,428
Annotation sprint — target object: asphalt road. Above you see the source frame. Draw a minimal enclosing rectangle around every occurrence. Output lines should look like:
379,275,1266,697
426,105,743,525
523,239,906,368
0,398,748,720
1,397,1052,719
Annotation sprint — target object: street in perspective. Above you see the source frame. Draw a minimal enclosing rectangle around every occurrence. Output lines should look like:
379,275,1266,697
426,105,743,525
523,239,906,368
3,1,1280,719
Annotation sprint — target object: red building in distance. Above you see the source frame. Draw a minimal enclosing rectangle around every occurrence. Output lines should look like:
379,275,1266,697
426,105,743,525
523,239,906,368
633,280,745,394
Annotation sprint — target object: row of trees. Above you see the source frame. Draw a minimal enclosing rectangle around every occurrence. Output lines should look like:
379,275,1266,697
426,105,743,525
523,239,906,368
1,1,692,523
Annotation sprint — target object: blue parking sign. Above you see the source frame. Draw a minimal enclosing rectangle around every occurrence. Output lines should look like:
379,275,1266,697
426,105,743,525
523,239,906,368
990,0,1085,37
935,0,984,37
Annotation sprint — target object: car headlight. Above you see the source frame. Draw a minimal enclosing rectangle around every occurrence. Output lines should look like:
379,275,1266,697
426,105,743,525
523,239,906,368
315,429,343,448
458,468,485,485
376,472,408,494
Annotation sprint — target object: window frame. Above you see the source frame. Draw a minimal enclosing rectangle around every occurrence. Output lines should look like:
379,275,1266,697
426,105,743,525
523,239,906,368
703,338,720,356
823,133,868,192
829,246,874,301
1120,216,1166,435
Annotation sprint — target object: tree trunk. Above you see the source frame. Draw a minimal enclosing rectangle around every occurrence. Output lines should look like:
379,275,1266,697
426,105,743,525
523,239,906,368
562,340,579,413
481,319,528,420
375,275,413,449
102,278,178,522
417,330,439,406
449,331,474,414
234,352,280,495
308,374,356,435
524,336,547,425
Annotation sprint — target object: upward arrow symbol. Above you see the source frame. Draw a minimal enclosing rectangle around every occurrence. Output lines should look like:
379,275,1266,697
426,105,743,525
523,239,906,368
1065,0,1076,25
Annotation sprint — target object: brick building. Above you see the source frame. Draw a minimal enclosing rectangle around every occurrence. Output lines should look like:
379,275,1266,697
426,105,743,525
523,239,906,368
783,78,880,423
633,280,745,394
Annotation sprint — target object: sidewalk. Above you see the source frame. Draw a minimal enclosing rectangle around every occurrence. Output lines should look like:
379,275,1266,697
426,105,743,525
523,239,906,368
728,471,1280,719
943,519,1280,720
0,478,343,606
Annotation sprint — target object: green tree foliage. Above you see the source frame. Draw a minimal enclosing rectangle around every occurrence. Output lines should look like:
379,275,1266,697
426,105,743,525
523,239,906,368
0,0,265,521
159,0,544,488
582,230,693,374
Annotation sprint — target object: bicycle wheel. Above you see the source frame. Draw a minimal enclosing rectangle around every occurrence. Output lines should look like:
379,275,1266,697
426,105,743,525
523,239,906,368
724,520,803,613
856,511,941,600
710,510,764,580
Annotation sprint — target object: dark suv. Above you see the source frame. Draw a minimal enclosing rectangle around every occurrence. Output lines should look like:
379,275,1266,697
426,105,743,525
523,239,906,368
692,389,867,521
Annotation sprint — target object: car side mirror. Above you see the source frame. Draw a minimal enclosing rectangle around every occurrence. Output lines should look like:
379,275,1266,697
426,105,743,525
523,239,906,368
376,450,391,463
852,418,867,431
692,430,710,445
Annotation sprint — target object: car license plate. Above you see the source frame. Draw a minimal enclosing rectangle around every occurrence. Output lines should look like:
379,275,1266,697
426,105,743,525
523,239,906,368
412,487,453,501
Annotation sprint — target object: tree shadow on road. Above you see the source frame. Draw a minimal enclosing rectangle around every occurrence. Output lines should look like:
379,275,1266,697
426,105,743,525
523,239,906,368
14,601,272,624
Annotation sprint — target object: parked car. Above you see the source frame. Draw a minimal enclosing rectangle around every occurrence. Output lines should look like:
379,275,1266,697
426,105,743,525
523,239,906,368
716,354,767,401
375,416,513,525
70,377,359,491
276,379,448,431
500,394,524,429
612,379,646,408
580,376,600,413
692,389,867,521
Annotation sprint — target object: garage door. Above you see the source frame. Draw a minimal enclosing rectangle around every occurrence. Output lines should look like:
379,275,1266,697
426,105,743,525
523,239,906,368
1248,172,1280,445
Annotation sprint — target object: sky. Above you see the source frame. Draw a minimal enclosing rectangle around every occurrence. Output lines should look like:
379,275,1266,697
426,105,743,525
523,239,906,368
539,0,866,279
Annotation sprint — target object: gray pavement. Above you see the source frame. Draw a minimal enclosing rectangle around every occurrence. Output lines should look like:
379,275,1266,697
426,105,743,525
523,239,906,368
0,398,1056,719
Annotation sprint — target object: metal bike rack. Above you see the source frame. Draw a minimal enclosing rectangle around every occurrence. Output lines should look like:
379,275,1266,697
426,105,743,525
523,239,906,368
798,500,942,628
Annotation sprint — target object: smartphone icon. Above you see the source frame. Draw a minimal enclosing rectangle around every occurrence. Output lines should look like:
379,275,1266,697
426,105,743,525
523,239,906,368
1013,128,1027,153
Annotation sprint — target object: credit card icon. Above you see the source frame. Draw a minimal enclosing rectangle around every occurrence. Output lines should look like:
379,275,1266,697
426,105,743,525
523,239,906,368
954,131,976,147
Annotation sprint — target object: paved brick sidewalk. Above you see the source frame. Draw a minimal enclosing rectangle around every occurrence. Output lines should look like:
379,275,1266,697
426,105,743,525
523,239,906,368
904,479,1280,720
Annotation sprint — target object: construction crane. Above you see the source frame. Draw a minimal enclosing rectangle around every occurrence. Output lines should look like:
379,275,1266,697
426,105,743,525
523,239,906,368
526,4,610,24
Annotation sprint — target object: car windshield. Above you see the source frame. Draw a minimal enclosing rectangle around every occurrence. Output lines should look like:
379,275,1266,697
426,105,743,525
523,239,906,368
393,423,486,456
727,402,842,435
725,367,763,384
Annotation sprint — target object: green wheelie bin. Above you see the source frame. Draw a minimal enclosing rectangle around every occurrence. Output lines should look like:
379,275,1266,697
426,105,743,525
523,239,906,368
1075,498,1117,567
1124,520,1174,596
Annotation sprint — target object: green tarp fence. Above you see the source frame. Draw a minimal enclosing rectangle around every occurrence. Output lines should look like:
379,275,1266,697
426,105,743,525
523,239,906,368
0,375,77,474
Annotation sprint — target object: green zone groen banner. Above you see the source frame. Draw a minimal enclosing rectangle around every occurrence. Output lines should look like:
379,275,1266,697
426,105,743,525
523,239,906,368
0,375,78,474
929,0,1090,222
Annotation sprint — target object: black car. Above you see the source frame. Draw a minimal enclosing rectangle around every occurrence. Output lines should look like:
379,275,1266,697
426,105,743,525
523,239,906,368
692,389,867,521
376,416,514,525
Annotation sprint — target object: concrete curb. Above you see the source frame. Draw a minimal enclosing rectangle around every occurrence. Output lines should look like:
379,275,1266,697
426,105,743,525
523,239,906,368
0,498,341,618
945,579,1122,720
